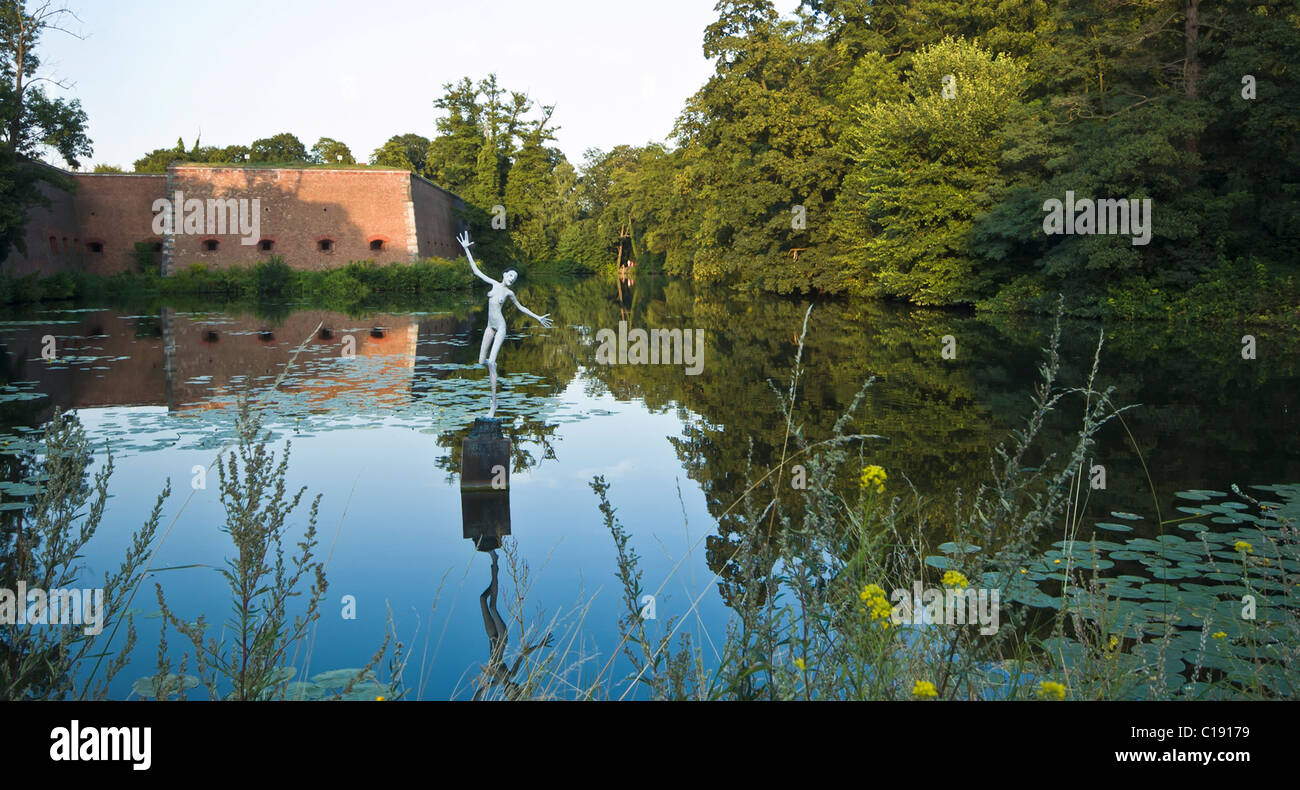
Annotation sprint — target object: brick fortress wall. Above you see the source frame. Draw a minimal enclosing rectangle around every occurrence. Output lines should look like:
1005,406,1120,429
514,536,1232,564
2,168,165,276
0,165,463,275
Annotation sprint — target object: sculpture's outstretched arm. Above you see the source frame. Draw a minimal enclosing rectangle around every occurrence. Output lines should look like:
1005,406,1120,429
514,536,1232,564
509,293,553,328
458,231,498,286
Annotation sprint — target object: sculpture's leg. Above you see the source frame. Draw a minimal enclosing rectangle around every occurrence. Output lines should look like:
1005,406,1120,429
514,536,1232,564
478,327,496,365
487,324,506,365
485,327,507,418
475,551,508,700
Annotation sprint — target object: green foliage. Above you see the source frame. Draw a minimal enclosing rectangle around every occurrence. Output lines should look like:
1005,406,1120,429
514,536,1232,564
309,137,354,165
369,133,430,172
253,255,292,296
0,409,169,700
0,255,477,315
835,37,1028,304
670,0,843,292
0,1,91,261
249,132,308,163
132,240,159,273
541,0,1300,318
154,401,327,701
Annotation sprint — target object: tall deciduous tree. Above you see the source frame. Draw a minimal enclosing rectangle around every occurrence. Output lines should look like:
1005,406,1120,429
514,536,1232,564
835,37,1028,305
0,0,91,264
249,132,308,163
370,133,429,172
310,137,355,165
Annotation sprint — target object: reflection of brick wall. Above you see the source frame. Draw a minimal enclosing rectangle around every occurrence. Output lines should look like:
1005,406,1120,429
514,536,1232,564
0,312,165,421
0,165,463,276
162,309,420,412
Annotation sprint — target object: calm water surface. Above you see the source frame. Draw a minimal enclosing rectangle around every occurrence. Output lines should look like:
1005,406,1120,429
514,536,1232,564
2,275,1296,698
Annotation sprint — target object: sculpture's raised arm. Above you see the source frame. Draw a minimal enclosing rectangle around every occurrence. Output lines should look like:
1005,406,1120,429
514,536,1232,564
458,231,497,286
509,293,552,329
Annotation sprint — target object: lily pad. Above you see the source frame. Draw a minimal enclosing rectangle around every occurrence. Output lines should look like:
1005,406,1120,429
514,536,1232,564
132,673,200,699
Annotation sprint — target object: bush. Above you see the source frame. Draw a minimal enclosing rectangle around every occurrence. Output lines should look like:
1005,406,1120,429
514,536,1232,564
253,255,294,296
132,242,160,273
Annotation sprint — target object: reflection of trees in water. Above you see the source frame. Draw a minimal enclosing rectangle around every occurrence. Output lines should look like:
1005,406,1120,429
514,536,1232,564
0,340,48,588
544,275,1300,615
434,420,559,484
3,274,1297,626
0,364,86,695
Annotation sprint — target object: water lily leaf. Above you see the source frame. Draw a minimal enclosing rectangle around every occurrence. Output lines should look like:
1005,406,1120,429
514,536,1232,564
1108,550,1145,561
311,668,376,689
132,674,200,699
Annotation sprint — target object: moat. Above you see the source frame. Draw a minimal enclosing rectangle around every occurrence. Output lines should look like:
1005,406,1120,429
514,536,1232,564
2,274,1297,699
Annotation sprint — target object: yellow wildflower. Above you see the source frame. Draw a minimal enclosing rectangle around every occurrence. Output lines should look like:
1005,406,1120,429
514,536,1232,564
1037,681,1067,700
859,465,887,493
859,583,893,627
941,570,969,589
376,696,385,701
1211,631,1227,639
1234,541,1253,553
794,657,806,671
912,680,938,699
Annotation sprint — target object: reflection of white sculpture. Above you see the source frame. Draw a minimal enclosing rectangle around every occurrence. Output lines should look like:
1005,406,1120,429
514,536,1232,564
458,231,552,418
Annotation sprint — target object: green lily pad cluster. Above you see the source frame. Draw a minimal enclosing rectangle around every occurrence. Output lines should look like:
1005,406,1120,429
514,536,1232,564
919,484,1299,698
1012,485,1299,698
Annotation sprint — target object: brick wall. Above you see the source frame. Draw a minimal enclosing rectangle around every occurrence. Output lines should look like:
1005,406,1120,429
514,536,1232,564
0,164,463,276
164,166,462,273
74,173,167,274
4,173,83,276
411,174,465,261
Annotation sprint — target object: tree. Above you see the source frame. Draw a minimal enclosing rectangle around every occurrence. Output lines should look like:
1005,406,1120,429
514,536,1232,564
502,105,567,260
0,0,90,165
369,133,428,172
834,37,1028,304
249,132,308,163
133,136,238,172
667,0,843,291
425,77,486,194
0,0,91,264
310,137,354,165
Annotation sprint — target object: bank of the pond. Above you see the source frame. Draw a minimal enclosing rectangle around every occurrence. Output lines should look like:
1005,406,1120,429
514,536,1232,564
974,259,1300,329
3,256,1297,328
0,255,594,314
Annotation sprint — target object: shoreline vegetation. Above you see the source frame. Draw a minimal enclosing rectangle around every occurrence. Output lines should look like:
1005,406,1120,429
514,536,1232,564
1,258,1298,329
0,255,594,315
3,307,1296,700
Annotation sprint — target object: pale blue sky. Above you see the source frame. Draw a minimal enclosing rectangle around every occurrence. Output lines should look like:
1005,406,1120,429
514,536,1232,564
36,0,800,171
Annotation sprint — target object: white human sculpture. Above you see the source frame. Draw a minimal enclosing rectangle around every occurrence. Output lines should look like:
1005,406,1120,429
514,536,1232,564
458,231,552,417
